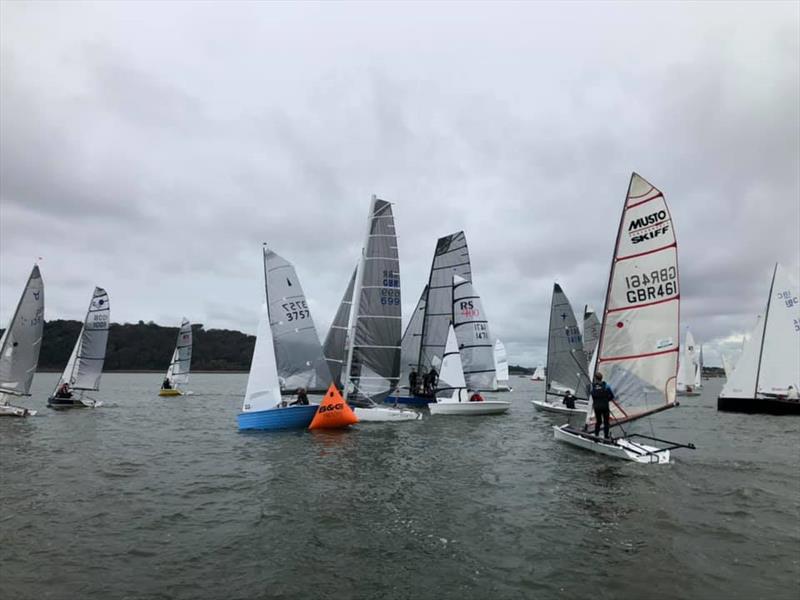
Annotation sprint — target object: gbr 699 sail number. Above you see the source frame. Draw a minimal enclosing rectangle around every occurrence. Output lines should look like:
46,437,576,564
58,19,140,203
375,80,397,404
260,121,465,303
624,267,677,303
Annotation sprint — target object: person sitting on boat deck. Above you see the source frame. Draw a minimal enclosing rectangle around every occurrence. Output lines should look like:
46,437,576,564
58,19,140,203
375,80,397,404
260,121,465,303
55,382,73,399
589,372,614,439
563,391,576,409
426,367,439,395
469,389,484,402
787,385,799,400
290,387,309,406
409,368,419,396
161,377,172,390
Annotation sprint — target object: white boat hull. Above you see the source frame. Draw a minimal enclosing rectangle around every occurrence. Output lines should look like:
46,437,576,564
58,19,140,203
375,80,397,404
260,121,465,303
531,399,588,415
429,400,510,416
495,384,513,392
553,425,671,464
0,403,37,417
353,406,421,422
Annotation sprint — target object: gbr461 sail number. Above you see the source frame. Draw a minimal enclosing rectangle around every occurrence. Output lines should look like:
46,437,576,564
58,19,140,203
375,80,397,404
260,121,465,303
624,267,677,303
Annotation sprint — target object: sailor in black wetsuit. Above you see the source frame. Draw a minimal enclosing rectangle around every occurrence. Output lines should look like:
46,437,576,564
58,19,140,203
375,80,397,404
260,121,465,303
161,377,172,390
409,369,419,396
590,372,614,439
290,388,309,406
563,391,576,409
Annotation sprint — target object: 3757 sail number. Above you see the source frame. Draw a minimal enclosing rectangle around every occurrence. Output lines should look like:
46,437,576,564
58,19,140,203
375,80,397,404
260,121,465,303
282,300,309,321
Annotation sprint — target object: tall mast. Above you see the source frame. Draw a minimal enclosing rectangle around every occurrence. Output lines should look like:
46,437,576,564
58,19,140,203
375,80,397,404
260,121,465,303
753,263,778,397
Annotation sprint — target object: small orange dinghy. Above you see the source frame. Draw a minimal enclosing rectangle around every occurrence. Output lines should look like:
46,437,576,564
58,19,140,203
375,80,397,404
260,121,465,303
309,384,359,430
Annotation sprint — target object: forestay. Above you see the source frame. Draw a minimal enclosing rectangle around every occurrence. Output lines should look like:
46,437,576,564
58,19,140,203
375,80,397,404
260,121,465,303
322,267,356,388
0,265,44,396
755,264,799,395
546,284,590,398
587,173,680,427
56,287,110,392
582,305,600,358
453,275,496,391
494,339,509,383
264,248,331,391
345,198,402,402
241,304,282,412
165,318,193,387
437,324,466,399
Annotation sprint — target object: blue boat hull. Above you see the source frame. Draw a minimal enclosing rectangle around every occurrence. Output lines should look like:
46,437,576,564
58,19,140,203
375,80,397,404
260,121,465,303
237,405,319,431
384,394,434,407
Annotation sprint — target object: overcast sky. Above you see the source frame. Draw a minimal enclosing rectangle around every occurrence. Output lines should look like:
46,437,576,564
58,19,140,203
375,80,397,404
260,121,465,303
1,1,798,367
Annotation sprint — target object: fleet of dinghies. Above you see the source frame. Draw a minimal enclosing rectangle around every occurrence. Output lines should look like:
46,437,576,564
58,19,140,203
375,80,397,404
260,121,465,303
2,175,798,461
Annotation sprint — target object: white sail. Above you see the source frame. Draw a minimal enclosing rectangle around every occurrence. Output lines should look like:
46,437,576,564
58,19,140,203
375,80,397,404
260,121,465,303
582,305,600,357
241,303,282,412
677,329,696,391
494,339,509,384
437,324,467,399
756,264,800,395
586,173,679,427
165,318,192,387
694,344,704,388
0,265,44,396
56,287,110,392
720,315,764,398
531,365,545,380
721,353,734,379
452,275,497,391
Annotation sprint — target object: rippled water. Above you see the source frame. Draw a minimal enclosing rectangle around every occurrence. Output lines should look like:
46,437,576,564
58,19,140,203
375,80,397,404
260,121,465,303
1,374,798,599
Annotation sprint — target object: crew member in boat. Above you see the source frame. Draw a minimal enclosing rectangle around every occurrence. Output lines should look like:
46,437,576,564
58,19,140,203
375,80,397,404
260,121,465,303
469,390,484,402
425,367,439,395
290,387,309,406
55,382,73,399
563,391,576,409
787,385,799,400
409,368,419,395
589,372,614,439
161,377,172,390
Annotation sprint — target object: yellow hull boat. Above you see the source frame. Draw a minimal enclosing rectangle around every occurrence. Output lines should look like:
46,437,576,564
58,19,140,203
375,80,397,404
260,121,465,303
158,388,183,397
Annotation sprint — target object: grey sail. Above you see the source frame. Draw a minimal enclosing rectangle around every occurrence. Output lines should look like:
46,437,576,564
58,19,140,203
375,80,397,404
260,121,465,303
398,286,427,387
547,285,590,400
165,318,192,386
418,232,472,373
56,287,110,392
345,197,402,404
582,305,600,358
264,248,332,392
322,266,356,388
452,275,496,391
0,265,44,396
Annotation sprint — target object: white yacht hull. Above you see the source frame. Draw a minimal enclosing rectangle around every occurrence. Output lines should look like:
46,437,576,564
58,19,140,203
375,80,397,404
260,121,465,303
553,425,671,464
531,399,588,415
429,400,510,416
353,406,421,422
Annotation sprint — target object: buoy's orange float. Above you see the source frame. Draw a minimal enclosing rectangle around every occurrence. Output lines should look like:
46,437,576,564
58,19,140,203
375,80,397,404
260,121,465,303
308,384,359,429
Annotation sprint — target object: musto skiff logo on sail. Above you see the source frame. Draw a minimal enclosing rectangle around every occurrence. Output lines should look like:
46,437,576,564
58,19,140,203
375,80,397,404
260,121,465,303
628,210,670,244
624,267,677,303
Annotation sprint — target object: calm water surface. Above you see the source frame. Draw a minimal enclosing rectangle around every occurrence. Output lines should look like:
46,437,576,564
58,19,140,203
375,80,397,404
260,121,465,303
1,374,798,599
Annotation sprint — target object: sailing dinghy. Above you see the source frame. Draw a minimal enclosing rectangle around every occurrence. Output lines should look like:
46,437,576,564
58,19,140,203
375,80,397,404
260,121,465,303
554,173,695,464
718,264,800,414
0,265,44,417
532,283,590,415
159,318,193,396
676,328,701,396
530,365,545,381
48,287,110,409
494,339,513,392
429,324,509,416
342,197,420,422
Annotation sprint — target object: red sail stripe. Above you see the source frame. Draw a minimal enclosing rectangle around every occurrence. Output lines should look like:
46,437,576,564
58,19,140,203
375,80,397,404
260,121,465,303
599,347,679,362
616,242,677,262
627,192,664,209
607,295,679,313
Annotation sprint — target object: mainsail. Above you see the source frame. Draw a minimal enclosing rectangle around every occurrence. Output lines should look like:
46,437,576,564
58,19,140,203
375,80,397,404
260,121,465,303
241,304,282,413
344,197,402,403
582,305,600,357
695,344,704,388
56,287,110,392
322,267,356,388
264,248,331,392
586,173,680,427
0,265,44,396
436,324,466,399
720,315,763,398
546,283,590,399
165,318,192,387
452,274,496,391
494,339,510,384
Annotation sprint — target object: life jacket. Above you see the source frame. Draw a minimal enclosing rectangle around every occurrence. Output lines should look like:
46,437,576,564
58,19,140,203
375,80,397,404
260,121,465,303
591,382,613,405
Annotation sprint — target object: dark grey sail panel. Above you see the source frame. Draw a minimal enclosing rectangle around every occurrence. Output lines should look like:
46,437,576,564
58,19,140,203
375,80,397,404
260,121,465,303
419,232,472,373
452,276,496,391
398,286,426,388
323,267,356,388
348,198,402,402
265,248,332,391
0,265,44,396
547,284,590,399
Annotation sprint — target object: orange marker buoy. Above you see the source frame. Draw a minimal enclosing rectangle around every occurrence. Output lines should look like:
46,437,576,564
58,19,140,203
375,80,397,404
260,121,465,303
308,384,359,430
